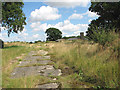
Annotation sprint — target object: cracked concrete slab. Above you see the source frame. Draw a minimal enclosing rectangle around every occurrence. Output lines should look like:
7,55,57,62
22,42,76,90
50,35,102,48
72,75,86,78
40,68,62,76
11,66,46,78
18,60,54,66
11,65,62,78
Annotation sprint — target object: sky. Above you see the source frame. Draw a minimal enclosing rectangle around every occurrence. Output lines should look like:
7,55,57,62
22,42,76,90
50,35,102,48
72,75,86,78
0,0,99,42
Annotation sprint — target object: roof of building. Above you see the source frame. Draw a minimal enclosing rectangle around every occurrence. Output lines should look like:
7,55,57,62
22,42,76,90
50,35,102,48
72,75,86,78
67,38,79,40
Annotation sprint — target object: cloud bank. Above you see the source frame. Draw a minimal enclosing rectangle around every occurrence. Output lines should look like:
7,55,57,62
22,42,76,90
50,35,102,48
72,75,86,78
30,20,88,36
44,0,90,8
29,6,61,22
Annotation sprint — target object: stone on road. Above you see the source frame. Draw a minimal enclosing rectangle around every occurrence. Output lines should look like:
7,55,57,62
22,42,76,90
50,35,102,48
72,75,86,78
36,83,60,88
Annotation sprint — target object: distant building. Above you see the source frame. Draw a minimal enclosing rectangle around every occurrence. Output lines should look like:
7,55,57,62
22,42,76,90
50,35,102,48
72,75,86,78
80,32,84,40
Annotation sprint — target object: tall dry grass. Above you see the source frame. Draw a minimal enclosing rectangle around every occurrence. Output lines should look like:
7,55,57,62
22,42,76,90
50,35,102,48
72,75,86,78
49,40,119,88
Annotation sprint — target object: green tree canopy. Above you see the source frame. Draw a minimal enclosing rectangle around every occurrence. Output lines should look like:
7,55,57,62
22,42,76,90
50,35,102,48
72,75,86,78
86,2,120,40
45,27,62,41
1,2,26,36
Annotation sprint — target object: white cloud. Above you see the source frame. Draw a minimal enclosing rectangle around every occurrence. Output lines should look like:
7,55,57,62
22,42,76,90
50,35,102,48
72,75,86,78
23,33,28,36
74,31,80,35
2,33,7,36
68,10,99,20
0,28,46,42
18,28,28,36
83,11,99,17
88,19,92,23
33,34,39,38
30,22,48,31
44,0,90,8
30,22,41,28
30,20,88,37
0,33,2,38
1,20,88,42
0,27,8,31
68,13,83,20
29,6,61,22
74,10,77,13
22,28,27,33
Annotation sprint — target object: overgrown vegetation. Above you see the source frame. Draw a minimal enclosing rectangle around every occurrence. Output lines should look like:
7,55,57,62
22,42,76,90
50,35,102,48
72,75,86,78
86,27,119,47
2,37,119,88
86,2,120,48
49,39,119,88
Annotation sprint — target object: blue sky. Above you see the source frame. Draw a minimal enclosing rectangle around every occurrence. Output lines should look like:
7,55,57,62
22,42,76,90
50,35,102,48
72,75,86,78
0,1,99,42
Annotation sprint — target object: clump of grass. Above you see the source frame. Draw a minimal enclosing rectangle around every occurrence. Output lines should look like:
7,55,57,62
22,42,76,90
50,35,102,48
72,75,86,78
3,75,51,88
18,59,22,61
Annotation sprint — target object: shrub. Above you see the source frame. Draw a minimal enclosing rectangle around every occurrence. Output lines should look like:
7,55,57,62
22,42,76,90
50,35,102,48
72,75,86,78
29,42,33,44
34,40,41,43
87,26,118,47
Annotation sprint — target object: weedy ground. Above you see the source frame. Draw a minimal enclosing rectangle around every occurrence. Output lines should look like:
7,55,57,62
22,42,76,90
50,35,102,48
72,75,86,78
48,39,119,88
1,39,119,88
2,42,51,88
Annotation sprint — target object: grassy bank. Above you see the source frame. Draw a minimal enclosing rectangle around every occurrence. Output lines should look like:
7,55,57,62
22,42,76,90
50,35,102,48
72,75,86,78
49,39,119,88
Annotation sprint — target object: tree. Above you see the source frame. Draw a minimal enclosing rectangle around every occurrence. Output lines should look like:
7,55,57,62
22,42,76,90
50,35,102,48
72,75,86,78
1,2,26,36
45,27,62,41
86,2,120,39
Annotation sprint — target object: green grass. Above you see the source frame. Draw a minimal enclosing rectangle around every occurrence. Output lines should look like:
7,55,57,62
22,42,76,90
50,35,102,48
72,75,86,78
2,46,30,68
2,43,31,88
3,75,51,88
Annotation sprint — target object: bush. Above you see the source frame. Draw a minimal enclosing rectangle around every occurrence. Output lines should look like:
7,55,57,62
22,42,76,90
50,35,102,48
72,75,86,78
87,26,118,46
34,40,41,43
29,42,33,44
